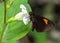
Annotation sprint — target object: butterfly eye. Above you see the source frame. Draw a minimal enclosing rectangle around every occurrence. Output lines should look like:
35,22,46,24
43,18,48,24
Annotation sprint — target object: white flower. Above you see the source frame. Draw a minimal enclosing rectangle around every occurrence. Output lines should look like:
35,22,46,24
14,4,30,25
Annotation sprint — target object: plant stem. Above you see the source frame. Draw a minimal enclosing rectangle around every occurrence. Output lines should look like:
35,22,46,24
4,0,6,24
0,0,6,43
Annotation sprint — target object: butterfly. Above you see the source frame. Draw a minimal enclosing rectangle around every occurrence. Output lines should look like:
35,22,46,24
29,12,55,32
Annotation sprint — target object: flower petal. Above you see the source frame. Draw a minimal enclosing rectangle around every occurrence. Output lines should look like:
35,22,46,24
23,16,30,25
20,4,28,13
15,12,25,20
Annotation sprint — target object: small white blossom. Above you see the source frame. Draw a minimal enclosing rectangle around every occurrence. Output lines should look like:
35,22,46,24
15,4,30,25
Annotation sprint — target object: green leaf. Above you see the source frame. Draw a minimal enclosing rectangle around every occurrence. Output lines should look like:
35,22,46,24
3,40,17,43
30,31,47,43
0,0,32,43
3,21,32,42
0,2,4,39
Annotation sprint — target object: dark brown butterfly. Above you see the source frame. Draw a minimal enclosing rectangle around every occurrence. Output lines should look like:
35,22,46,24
29,12,55,32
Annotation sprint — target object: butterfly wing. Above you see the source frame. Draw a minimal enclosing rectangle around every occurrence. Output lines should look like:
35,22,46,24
30,12,54,32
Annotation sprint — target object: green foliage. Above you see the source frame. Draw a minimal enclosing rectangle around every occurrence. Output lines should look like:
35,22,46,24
3,22,32,43
30,31,47,43
0,0,32,43
3,40,17,43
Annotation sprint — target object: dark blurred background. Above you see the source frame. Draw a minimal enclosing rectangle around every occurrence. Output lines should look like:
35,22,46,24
0,0,3,2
